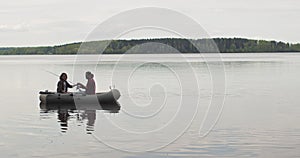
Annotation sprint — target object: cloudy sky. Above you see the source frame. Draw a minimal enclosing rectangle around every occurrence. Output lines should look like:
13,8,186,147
0,0,299,47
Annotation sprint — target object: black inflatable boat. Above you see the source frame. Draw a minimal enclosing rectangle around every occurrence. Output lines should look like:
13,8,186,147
39,89,121,105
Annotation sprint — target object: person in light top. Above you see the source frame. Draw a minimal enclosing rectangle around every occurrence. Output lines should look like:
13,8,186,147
77,71,96,95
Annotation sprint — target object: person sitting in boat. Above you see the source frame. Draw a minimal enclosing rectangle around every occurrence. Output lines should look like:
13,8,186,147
77,71,96,95
57,72,76,93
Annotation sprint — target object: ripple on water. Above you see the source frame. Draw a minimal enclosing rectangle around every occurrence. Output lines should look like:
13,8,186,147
160,128,300,157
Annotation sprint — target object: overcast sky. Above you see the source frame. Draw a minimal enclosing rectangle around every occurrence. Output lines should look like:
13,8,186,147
0,0,300,47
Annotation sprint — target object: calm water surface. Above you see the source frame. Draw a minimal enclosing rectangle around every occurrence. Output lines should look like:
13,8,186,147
0,53,299,157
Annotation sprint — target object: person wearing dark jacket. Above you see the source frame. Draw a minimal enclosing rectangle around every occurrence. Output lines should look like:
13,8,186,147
57,73,76,93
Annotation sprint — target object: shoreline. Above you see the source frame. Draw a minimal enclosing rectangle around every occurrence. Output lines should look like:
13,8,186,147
1,38,300,55
1,52,300,56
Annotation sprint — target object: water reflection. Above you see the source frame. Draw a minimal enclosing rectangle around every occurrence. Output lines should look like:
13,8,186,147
57,109,70,133
39,102,120,133
81,110,96,134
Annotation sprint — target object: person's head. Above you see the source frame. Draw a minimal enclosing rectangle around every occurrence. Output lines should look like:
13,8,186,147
85,71,94,79
60,73,67,81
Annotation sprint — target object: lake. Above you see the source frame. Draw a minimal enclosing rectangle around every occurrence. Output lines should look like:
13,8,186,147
0,53,299,157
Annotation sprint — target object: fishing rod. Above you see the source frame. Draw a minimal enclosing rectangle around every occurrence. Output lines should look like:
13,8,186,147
43,69,85,92
43,69,116,91
43,69,76,85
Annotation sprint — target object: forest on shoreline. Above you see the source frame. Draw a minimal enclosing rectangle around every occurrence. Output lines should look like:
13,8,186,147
1,38,300,55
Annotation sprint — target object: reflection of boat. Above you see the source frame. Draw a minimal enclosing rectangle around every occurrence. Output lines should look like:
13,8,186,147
39,101,121,113
39,89,121,105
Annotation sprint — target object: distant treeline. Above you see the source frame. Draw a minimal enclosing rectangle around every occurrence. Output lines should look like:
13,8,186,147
1,38,300,55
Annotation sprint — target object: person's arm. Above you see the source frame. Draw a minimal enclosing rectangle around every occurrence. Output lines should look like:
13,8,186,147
66,81,75,88
77,82,87,89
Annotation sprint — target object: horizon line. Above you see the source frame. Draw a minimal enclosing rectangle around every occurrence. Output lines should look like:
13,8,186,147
1,36,299,48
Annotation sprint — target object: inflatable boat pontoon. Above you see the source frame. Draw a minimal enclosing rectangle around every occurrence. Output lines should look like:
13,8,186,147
39,89,121,105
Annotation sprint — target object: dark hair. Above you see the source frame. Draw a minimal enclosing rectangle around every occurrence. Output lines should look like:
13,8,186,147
59,73,67,80
86,71,94,78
